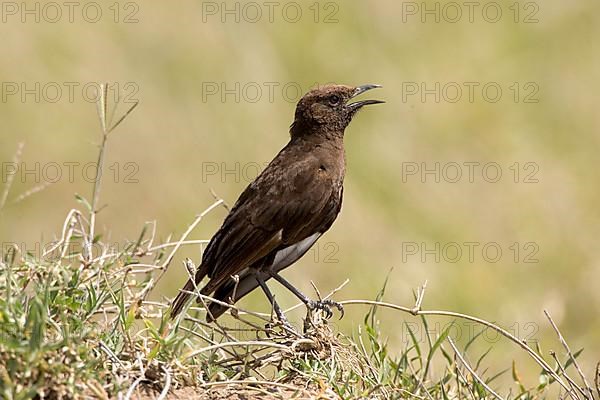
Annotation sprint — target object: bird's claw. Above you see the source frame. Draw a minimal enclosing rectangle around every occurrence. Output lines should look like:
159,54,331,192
308,299,345,320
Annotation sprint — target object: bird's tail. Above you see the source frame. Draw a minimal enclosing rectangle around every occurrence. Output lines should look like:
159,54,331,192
170,279,197,319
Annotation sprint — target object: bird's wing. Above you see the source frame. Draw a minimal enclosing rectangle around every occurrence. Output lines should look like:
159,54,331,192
197,146,337,295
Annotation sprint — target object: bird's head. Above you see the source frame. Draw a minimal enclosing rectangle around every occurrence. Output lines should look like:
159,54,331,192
290,84,384,138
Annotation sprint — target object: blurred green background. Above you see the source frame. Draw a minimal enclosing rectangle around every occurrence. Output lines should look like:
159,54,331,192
1,0,599,384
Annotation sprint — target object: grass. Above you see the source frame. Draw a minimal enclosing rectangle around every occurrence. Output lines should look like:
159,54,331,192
1,224,597,399
0,87,598,399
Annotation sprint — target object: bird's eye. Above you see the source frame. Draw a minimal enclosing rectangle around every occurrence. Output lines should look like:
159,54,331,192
328,95,341,106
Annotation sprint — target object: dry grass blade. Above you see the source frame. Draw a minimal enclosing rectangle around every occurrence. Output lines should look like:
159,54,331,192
447,337,503,400
184,341,293,360
200,380,311,397
140,199,225,302
9,180,54,206
108,100,139,133
0,142,25,211
0,142,50,211
545,310,593,399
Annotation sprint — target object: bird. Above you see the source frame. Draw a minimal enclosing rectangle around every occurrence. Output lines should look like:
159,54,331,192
170,84,384,323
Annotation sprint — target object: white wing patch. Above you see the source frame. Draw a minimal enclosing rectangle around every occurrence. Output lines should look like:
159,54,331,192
271,232,322,273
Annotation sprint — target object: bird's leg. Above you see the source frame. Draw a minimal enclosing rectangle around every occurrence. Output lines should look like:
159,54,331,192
271,273,344,319
254,273,290,327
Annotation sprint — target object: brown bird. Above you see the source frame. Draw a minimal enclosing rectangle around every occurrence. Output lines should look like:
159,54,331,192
170,84,383,323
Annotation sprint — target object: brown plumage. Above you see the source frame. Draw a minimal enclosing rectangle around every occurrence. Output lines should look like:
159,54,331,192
170,84,383,322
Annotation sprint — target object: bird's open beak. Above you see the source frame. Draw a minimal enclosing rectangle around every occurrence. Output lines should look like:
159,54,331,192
347,84,385,110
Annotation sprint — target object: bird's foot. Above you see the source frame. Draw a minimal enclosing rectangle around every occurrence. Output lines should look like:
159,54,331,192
307,299,345,320
265,313,297,335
